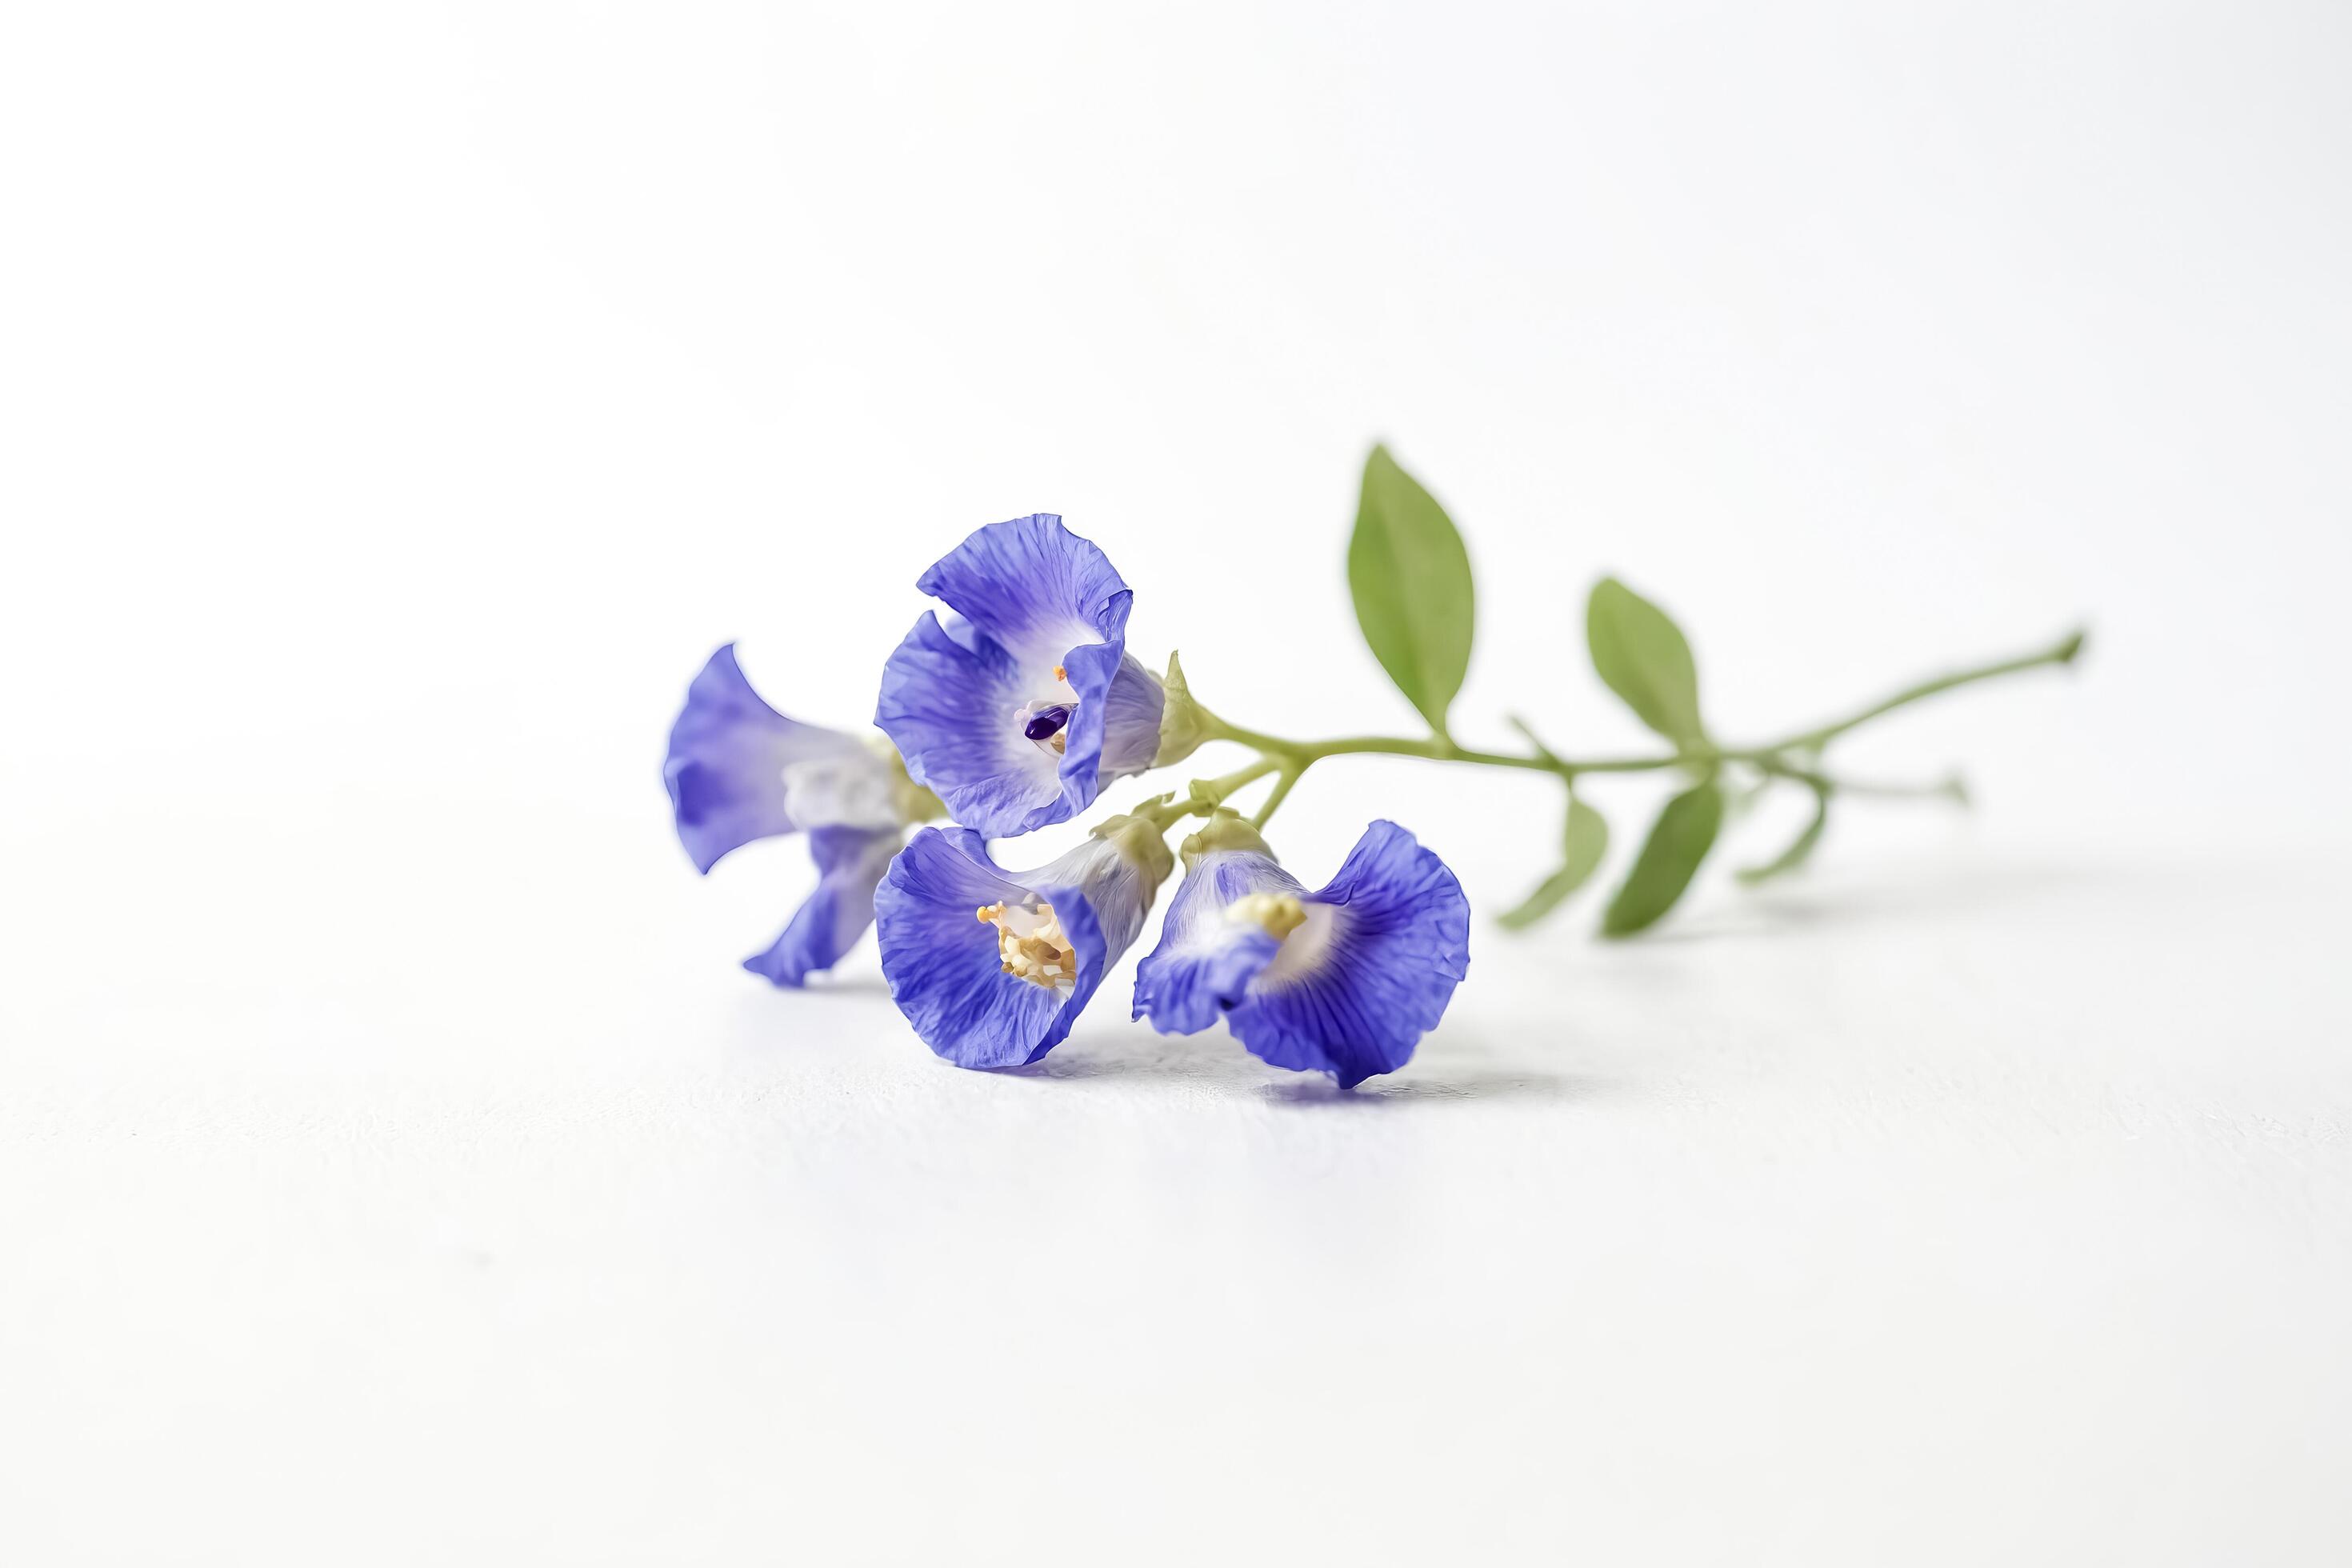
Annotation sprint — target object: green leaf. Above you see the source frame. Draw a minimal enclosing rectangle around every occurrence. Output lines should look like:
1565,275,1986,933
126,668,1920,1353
1498,797,1610,930
1586,578,1704,745
1601,778,1724,936
1735,786,1830,885
1347,444,1475,737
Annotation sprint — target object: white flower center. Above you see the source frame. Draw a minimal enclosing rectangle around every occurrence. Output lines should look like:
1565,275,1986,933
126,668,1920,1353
977,900,1078,992
779,754,899,830
1255,900,1339,985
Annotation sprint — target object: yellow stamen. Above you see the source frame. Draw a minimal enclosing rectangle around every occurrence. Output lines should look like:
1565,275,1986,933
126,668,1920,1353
978,899,1078,992
1226,892,1309,940
1052,663,1066,682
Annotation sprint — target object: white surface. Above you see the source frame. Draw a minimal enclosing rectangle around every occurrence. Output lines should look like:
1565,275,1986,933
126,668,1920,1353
7,833,2349,1564
5,2,2350,1563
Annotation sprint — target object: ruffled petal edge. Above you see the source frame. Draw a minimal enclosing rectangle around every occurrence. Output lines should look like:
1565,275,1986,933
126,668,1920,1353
742,826,902,987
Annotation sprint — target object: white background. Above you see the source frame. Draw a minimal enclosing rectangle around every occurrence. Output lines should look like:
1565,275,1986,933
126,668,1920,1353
3,2,2347,1563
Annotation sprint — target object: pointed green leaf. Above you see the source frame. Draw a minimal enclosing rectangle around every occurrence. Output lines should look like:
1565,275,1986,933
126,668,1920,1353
1586,578,1704,745
1601,778,1724,936
1347,444,1475,737
1498,797,1610,930
1736,786,1830,885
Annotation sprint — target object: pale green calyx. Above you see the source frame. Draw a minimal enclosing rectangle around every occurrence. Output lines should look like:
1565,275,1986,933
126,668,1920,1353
1154,650,1214,767
1178,809,1273,870
1090,809,1177,887
866,734,946,824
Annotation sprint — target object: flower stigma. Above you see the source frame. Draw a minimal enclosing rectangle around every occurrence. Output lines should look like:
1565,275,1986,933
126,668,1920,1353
975,900,1078,991
1017,701,1073,755
1023,703,1073,742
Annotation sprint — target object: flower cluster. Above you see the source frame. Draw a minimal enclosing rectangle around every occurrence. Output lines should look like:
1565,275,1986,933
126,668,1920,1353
663,448,2081,1086
664,514,1471,1086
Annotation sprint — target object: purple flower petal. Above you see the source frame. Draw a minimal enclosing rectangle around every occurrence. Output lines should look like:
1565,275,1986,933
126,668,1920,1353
876,826,1163,1069
742,826,904,987
875,516,1163,838
1130,851,1295,1034
1131,822,1471,1088
662,645,882,873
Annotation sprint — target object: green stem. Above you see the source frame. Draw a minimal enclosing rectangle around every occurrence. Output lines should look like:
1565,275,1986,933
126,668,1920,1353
1770,628,2084,753
1194,715,1297,758
1250,766,1302,829
1206,715,1671,778
1185,627,2079,831
1127,756,1282,834
1752,756,1967,804
1195,755,1281,803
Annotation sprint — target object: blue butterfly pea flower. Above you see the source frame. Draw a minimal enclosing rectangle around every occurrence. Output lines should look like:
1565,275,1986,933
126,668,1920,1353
875,814,1174,1069
663,643,927,986
736,825,907,987
875,514,1166,839
1132,817,1471,1088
